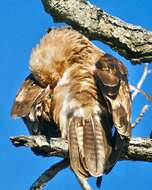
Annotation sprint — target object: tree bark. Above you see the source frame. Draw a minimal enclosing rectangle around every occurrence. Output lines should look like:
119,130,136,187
41,0,152,64
10,136,152,162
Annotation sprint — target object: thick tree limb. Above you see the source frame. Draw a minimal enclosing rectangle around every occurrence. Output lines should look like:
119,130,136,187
120,137,152,162
10,135,152,162
10,136,68,158
41,0,152,64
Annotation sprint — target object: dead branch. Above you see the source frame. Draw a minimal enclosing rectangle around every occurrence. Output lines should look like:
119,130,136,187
10,136,68,158
30,159,69,190
131,64,151,100
131,105,150,128
120,137,152,162
10,135,152,162
41,0,152,64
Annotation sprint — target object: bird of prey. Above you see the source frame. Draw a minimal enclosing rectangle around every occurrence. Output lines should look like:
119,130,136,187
11,28,131,181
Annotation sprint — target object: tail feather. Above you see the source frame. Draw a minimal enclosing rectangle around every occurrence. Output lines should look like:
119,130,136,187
83,116,108,176
68,118,89,178
68,116,112,178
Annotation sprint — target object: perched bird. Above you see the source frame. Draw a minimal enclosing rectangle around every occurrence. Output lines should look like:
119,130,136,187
11,28,131,182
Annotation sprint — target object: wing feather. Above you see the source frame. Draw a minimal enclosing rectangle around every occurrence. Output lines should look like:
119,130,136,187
95,54,131,136
11,74,43,118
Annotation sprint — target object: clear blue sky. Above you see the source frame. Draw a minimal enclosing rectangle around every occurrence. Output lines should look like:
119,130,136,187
0,1,152,190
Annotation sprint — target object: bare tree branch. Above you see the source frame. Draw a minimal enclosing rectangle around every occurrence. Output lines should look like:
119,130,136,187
120,137,152,162
130,84,152,103
131,105,150,128
41,0,152,64
30,159,69,190
10,136,68,158
10,135,152,162
131,63,151,100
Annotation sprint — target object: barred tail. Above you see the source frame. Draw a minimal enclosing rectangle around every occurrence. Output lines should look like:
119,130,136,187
68,115,112,178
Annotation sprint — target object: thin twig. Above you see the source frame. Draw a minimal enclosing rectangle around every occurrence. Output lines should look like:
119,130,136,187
131,105,150,128
131,63,150,100
130,85,152,103
30,159,69,190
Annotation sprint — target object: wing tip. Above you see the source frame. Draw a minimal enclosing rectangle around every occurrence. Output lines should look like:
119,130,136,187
10,105,26,119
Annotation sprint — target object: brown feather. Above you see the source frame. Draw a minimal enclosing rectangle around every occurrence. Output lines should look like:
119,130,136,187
11,74,59,138
83,116,111,176
11,74,43,118
29,28,131,177
53,61,113,177
68,118,90,178
95,54,131,136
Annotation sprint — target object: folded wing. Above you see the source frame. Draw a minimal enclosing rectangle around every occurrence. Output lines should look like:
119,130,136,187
11,74,43,118
95,53,131,137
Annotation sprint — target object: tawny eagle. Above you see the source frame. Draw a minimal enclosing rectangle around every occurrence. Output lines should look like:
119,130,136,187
11,28,131,181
